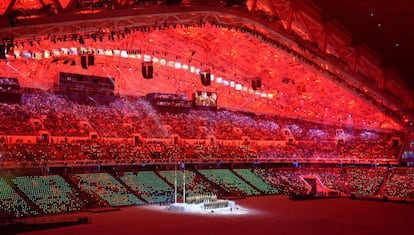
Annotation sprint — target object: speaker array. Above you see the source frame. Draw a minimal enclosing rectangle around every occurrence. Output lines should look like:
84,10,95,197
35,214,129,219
0,45,6,59
80,55,95,69
80,55,87,69
142,62,154,79
252,79,262,90
200,72,211,86
88,55,95,66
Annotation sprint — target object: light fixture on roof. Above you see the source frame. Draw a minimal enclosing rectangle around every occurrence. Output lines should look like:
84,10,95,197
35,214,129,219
0,45,5,59
141,29,153,79
200,69,211,86
252,78,261,90
142,61,153,79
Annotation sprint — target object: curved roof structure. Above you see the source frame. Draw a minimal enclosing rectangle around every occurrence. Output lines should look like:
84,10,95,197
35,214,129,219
0,0,413,131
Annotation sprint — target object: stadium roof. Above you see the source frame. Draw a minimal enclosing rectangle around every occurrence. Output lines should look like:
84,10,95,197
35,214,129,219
0,0,413,130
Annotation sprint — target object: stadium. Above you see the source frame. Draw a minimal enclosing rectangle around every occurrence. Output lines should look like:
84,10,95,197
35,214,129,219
0,0,414,234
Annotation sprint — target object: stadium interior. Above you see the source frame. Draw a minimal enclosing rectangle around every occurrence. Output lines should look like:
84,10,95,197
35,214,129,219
0,0,414,234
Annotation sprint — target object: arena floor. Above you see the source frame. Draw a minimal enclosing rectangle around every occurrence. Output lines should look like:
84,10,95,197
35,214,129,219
22,195,414,235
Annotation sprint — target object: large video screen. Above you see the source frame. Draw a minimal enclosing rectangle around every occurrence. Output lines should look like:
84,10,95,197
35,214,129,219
194,91,217,107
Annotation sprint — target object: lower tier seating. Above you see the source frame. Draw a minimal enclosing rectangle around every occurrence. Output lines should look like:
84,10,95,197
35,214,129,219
158,170,216,197
199,169,260,196
119,171,173,203
234,168,278,194
0,177,37,217
71,173,144,206
12,175,83,214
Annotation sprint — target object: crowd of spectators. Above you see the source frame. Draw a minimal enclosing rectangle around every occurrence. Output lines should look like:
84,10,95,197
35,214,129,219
346,167,387,196
303,167,349,193
0,104,34,135
253,168,310,195
253,167,396,198
0,88,406,166
21,89,90,137
284,121,337,141
2,165,414,221
384,168,414,200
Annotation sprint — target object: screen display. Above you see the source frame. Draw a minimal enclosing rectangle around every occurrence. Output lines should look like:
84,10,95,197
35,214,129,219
194,91,217,107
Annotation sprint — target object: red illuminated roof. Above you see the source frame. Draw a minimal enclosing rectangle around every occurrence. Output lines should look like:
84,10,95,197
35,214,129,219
0,0,412,131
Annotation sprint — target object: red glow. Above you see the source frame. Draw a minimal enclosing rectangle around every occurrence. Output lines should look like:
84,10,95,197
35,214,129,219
0,0,12,15
58,0,71,9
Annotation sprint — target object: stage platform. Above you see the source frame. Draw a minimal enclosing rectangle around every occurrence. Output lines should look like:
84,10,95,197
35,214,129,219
167,195,248,215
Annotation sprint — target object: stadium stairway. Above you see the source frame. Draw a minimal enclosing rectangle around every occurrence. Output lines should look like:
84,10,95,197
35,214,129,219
154,170,185,200
194,170,235,197
376,170,391,196
51,144,64,160
3,177,44,216
154,170,175,189
64,175,110,208
60,175,94,210
230,169,265,194
109,173,148,204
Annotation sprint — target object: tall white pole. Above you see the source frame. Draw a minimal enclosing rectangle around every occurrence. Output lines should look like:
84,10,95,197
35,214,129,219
182,164,186,203
174,162,177,203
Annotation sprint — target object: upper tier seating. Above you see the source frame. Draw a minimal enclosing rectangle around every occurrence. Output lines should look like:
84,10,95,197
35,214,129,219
0,88,404,163
0,104,34,135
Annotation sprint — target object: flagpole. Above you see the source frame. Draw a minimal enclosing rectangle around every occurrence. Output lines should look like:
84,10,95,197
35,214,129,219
182,163,186,203
174,161,177,203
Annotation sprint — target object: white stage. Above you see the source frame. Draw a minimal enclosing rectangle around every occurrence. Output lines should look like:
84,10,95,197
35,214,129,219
167,201,248,215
